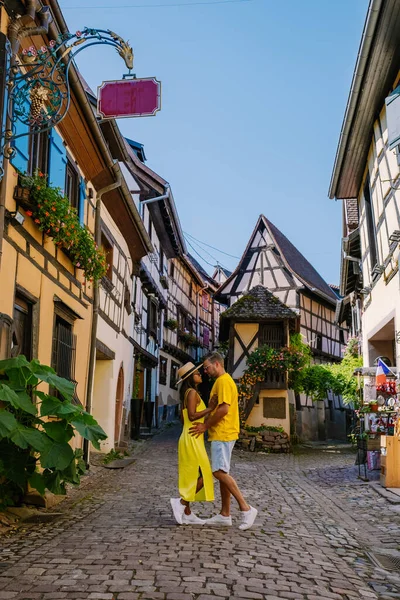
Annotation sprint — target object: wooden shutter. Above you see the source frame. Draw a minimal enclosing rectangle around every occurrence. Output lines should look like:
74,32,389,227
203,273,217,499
48,129,67,189
78,176,86,224
386,85,400,150
259,323,284,349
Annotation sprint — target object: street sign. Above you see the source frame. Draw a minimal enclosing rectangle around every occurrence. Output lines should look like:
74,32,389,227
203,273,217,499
97,77,161,119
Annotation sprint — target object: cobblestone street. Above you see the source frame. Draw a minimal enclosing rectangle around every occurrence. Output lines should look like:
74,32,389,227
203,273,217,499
1,426,400,600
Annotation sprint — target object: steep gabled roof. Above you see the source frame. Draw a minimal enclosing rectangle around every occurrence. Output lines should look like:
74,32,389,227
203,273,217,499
264,217,336,302
221,285,298,321
217,215,336,304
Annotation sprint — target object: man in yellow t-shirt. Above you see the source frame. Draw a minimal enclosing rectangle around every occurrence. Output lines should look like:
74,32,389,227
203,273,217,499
189,352,257,531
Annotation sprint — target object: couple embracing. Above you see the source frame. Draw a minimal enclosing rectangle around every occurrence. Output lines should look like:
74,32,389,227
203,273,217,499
170,352,257,530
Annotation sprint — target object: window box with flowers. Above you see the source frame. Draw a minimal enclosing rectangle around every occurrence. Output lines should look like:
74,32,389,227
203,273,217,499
15,171,107,281
178,330,197,347
165,318,178,331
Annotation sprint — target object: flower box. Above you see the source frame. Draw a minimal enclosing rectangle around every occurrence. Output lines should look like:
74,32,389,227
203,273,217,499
13,185,35,212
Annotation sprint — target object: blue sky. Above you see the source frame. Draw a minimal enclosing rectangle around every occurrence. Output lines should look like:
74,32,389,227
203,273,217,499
59,0,368,284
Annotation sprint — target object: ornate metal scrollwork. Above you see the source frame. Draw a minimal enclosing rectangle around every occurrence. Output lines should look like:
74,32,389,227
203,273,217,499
1,27,133,163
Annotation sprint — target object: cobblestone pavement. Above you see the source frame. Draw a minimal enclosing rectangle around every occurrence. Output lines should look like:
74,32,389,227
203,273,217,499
1,426,400,600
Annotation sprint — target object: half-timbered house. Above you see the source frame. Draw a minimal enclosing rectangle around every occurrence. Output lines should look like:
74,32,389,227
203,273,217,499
216,214,349,441
220,285,299,436
0,3,151,456
110,138,187,436
160,253,221,420
330,0,400,387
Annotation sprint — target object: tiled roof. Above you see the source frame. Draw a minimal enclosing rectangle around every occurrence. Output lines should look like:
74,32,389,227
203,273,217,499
187,253,210,280
221,285,298,321
264,217,337,302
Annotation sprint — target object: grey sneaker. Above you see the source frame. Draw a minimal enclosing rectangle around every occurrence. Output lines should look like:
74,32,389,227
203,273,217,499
205,513,232,526
182,511,206,525
239,506,258,530
170,497,185,525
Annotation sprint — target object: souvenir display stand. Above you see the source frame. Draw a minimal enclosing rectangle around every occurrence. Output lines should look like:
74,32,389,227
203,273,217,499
356,377,399,483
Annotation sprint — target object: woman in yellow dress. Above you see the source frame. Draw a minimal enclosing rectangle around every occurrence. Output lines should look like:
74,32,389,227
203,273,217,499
170,362,215,525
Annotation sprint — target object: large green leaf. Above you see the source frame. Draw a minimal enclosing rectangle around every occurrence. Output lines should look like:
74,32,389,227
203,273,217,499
6,366,38,389
38,394,63,417
30,363,74,401
15,391,37,415
9,424,48,451
29,472,46,495
0,385,37,415
0,384,20,406
0,410,18,437
42,470,66,495
40,439,74,470
71,416,107,450
0,356,30,372
38,393,81,418
43,421,74,443
61,458,80,485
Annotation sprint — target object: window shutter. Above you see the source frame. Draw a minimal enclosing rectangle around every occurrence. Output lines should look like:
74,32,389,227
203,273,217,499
10,97,30,173
78,177,86,224
48,129,67,189
385,85,400,150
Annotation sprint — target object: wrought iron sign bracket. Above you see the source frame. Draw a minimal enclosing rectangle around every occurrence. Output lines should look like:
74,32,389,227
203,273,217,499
0,27,134,179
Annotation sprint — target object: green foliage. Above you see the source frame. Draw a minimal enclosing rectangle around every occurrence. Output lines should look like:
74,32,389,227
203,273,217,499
0,356,107,508
132,355,141,399
18,171,107,281
244,424,285,433
238,334,362,423
178,331,198,347
102,448,123,464
291,336,362,404
164,318,178,330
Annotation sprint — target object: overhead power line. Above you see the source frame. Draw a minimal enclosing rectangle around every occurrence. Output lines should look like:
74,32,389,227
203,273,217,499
184,237,217,269
184,233,232,271
184,231,240,259
61,0,254,9
185,234,221,264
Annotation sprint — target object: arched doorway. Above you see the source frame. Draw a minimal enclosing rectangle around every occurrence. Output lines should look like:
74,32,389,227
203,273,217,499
114,366,124,446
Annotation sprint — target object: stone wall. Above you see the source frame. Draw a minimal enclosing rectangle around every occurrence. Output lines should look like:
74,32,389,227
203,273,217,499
237,429,290,453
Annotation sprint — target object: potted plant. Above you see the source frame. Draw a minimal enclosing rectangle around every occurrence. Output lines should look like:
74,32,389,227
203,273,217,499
165,318,178,331
131,356,143,440
13,172,36,211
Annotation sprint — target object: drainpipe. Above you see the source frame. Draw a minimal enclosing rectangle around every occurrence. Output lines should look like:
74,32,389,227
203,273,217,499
0,4,53,272
196,285,207,362
139,184,170,218
83,162,122,466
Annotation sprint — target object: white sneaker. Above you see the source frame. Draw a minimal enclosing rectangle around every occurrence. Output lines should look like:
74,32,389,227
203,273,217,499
182,511,206,525
239,505,258,530
205,513,232,526
170,497,185,525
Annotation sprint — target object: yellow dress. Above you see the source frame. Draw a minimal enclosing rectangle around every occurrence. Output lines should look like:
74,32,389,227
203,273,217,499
178,391,214,502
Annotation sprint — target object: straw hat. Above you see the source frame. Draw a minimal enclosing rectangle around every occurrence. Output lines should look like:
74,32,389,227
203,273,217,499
176,362,201,385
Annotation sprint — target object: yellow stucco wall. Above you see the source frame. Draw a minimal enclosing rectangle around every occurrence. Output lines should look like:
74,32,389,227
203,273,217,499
246,389,290,437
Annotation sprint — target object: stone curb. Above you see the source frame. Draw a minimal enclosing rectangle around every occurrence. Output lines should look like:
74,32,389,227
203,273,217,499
369,480,400,504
